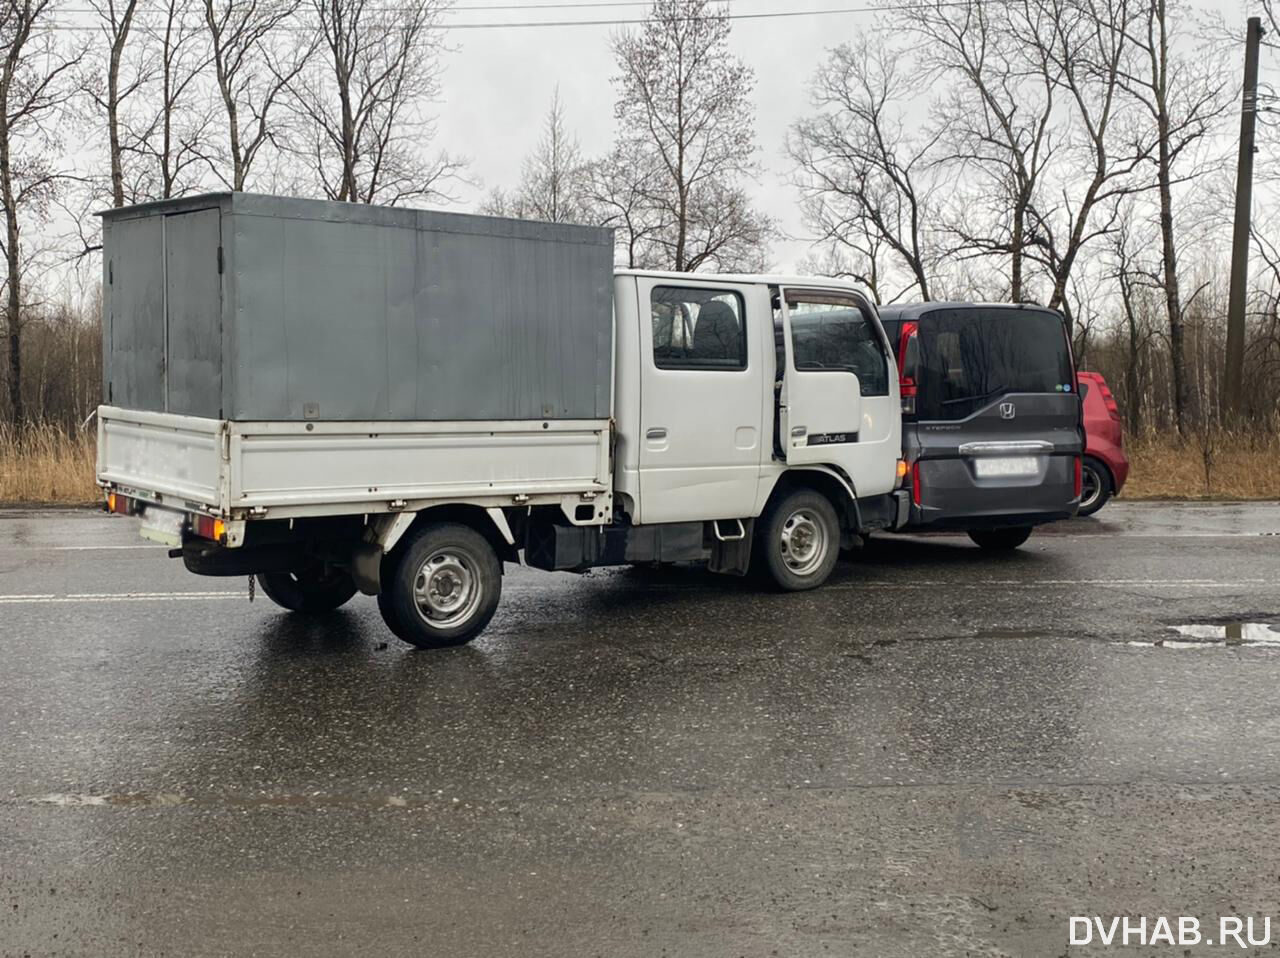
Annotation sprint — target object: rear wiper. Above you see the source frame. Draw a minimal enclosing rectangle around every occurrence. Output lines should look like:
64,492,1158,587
941,385,1008,406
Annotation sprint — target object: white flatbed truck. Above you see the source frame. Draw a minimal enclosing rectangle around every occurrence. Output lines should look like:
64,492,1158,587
96,193,906,648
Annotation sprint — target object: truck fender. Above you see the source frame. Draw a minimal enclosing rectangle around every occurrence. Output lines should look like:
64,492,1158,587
769,466,863,545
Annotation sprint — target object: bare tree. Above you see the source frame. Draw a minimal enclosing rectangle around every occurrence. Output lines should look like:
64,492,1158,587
0,0,83,425
1017,0,1155,328
292,0,461,205
1116,0,1228,433
130,0,214,199
86,0,142,207
608,0,771,271
517,90,589,223
907,0,1060,302
584,146,664,268
789,39,942,302
205,0,314,191
795,232,896,304
480,89,591,223
1263,0,1279,49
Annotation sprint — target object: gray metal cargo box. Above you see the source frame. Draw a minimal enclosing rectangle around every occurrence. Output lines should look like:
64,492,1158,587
100,193,615,422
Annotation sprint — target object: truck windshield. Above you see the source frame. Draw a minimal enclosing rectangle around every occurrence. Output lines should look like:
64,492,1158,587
916,308,1073,421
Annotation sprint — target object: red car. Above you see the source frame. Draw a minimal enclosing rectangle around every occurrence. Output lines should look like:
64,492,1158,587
1077,371,1129,515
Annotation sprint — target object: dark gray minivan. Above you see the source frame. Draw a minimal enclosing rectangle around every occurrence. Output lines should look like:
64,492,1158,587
878,303,1083,550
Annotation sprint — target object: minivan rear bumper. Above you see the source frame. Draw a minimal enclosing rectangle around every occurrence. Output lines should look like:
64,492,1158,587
906,454,1080,530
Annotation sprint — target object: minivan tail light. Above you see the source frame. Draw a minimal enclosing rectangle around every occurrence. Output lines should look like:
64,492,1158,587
911,461,922,507
898,322,919,415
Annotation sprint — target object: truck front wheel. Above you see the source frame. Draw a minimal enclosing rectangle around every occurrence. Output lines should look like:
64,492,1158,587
256,565,358,613
756,489,841,591
379,522,502,649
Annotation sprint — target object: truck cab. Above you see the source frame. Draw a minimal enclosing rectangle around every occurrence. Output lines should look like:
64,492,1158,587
524,271,905,594
612,271,901,528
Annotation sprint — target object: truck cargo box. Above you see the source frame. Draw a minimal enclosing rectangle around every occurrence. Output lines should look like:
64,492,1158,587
100,193,615,422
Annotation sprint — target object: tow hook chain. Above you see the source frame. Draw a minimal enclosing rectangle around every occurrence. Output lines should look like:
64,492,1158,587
248,575,255,603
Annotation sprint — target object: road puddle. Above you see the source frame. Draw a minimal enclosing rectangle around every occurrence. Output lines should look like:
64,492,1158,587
1130,622,1280,649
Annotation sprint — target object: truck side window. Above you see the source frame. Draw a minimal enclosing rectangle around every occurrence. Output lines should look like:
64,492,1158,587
786,296,889,397
651,286,747,370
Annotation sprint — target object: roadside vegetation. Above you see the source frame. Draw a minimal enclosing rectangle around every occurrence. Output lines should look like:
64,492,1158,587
0,424,98,504
3,423,1277,506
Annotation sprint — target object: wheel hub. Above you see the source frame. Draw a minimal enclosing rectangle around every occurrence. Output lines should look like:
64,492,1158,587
779,510,828,576
413,551,479,627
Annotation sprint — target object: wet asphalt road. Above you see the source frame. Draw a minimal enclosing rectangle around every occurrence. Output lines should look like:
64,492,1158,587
2,502,1280,957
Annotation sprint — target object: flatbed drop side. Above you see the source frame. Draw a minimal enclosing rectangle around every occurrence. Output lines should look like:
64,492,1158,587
97,193,907,648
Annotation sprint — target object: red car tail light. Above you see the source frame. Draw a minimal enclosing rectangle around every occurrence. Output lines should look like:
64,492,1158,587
1099,382,1121,421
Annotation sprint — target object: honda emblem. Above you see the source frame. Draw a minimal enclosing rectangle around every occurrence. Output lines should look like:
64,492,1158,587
999,402,1016,420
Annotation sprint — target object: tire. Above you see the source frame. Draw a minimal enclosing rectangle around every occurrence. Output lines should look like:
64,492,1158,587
755,489,841,591
379,522,502,649
967,526,1033,551
256,565,358,613
1078,456,1113,517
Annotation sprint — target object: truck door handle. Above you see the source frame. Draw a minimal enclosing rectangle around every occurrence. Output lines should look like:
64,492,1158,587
646,427,667,440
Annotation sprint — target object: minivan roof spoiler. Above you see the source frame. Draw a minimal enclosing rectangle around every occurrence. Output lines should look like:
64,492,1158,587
877,302,1066,320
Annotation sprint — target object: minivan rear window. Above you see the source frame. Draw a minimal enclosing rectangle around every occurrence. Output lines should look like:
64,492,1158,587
915,308,1074,421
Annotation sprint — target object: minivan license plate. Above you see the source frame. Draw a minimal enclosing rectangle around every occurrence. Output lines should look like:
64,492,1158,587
974,456,1038,478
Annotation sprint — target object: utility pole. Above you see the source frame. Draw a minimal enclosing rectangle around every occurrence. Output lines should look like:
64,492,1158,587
1224,16,1264,419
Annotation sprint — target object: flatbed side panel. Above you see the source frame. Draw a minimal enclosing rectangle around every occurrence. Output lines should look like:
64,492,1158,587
97,406,223,506
230,419,611,508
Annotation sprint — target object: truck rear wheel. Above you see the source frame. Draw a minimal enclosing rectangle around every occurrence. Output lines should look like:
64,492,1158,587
256,566,358,613
967,526,1033,551
379,522,502,649
756,489,840,591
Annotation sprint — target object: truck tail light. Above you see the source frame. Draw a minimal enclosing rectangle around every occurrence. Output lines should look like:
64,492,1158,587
107,492,133,515
191,513,226,542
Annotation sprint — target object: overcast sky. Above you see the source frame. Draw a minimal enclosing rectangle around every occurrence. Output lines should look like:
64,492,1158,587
433,3,882,272
432,0,1260,273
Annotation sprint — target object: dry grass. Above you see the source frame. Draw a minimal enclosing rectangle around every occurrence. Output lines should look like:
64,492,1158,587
1122,426,1280,501
0,424,101,505
0,420,1277,505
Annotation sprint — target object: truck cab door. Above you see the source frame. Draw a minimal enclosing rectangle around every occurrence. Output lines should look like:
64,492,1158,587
635,277,768,524
776,288,900,498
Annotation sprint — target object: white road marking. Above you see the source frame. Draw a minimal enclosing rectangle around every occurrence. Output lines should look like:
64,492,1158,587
50,544,162,551
0,576,1275,606
0,592,241,604
1039,532,1275,539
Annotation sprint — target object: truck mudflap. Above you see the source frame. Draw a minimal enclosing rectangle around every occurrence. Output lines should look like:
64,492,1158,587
855,492,909,533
